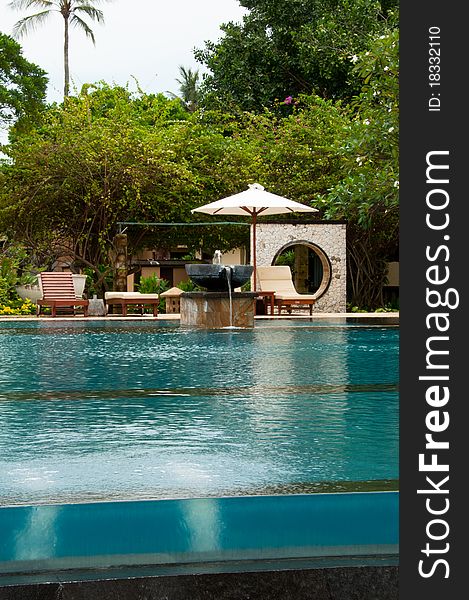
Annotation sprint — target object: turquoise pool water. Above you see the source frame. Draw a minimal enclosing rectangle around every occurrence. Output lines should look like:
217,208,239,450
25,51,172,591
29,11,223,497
0,492,399,582
0,320,398,506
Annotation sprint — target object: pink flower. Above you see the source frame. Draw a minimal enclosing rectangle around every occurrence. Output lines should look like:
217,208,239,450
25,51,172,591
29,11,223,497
283,96,293,105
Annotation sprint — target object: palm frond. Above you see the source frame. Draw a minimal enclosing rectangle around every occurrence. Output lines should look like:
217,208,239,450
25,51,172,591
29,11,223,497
74,0,111,5
70,13,96,43
73,5,104,24
9,1,55,10
11,10,53,38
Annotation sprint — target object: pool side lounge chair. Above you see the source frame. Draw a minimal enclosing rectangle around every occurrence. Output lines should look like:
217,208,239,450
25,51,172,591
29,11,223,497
256,266,317,315
104,292,159,317
37,272,89,317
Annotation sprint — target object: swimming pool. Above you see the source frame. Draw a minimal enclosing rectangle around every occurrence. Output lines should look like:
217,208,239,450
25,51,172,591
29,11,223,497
0,320,398,506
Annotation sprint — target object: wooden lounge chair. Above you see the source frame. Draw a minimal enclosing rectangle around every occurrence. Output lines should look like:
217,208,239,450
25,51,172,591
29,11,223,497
104,292,159,317
37,272,89,317
256,266,317,315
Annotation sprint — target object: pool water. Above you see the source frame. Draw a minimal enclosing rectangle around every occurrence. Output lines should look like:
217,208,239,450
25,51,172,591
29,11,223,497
0,492,399,581
0,320,399,506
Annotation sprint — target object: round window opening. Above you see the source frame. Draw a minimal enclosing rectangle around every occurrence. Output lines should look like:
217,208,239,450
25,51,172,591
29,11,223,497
272,242,331,299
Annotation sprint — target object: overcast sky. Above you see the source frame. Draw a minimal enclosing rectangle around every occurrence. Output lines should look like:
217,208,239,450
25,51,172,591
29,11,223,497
1,0,247,102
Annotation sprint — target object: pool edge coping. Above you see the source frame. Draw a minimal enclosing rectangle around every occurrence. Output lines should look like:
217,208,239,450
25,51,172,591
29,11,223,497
0,312,399,323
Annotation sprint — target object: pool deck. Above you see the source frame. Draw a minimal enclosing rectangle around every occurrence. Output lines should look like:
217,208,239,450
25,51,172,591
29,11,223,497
0,312,399,323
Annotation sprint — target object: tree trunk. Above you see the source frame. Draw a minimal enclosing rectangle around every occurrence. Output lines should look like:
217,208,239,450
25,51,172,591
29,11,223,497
346,238,387,309
113,234,128,292
63,16,69,97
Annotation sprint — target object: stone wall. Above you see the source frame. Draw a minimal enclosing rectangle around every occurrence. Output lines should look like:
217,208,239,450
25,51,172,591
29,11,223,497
254,222,347,313
0,566,398,600
180,293,256,328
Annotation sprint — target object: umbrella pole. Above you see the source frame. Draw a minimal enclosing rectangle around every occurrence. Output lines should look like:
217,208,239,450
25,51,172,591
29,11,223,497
252,211,257,291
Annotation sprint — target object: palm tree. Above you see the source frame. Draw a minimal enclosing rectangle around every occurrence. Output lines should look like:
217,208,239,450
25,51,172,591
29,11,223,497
9,1,111,98
175,65,200,112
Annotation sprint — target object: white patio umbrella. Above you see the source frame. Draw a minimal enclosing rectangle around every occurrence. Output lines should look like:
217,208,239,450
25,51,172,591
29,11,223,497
191,183,318,290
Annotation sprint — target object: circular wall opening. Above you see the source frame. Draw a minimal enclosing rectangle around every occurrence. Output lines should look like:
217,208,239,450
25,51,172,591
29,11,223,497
272,241,332,299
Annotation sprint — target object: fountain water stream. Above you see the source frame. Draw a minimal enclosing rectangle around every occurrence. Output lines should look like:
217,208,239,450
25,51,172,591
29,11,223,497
213,251,235,328
224,265,234,329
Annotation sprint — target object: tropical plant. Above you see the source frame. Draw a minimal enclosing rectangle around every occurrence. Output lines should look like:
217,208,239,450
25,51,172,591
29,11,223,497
9,0,112,97
0,242,41,303
83,264,113,297
137,274,170,295
0,242,42,317
275,249,295,270
137,274,170,312
177,278,202,292
175,65,200,112
0,32,47,134
0,296,36,315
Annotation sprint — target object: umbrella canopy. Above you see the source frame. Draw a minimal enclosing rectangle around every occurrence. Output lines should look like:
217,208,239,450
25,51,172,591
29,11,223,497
191,183,318,290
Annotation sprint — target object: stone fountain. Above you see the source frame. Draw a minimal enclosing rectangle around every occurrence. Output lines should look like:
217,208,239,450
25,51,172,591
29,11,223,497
180,253,257,329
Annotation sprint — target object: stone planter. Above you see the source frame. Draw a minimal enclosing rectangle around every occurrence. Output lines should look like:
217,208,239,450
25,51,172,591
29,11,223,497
15,284,42,303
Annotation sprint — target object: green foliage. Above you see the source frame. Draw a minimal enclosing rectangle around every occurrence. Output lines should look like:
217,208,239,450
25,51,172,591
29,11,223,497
319,23,399,307
137,274,170,312
137,274,170,295
0,242,40,314
0,296,36,315
0,257,19,303
83,264,113,298
234,95,347,203
173,66,200,112
348,303,398,313
0,242,41,303
348,305,369,313
177,278,203,292
10,1,109,42
275,249,295,269
0,84,202,280
195,0,399,110
0,32,47,134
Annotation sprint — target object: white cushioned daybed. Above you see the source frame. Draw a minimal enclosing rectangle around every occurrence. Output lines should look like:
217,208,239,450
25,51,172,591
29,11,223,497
104,292,159,317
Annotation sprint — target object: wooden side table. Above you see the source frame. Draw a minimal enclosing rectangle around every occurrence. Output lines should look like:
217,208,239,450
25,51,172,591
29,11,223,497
254,291,276,315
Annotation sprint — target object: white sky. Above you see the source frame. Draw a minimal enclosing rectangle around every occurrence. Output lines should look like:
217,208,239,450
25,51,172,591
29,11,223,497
1,0,247,103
